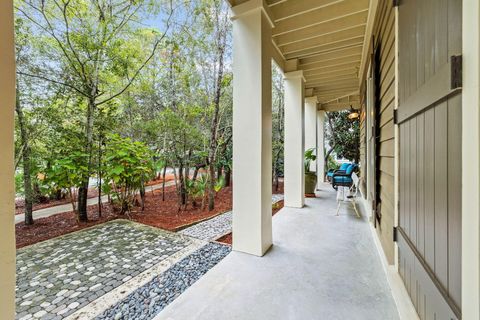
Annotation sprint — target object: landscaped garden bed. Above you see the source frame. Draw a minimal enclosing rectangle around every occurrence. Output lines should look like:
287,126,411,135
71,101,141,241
16,183,284,249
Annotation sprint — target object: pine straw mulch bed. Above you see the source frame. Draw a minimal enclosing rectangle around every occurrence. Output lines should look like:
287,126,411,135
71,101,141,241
16,182,284,249
15,184,232,249
216,199,285,246
16,204,118,249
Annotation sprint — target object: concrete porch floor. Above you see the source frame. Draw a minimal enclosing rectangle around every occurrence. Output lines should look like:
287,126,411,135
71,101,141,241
156,183,400,320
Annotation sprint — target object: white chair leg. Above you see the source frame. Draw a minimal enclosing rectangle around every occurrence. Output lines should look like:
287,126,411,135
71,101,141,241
336,202,341,216
351,200,360,218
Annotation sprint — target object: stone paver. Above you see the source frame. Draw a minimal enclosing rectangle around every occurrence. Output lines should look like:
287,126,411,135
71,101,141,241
180,211,233,241
16,220,193,320
179,194,284,241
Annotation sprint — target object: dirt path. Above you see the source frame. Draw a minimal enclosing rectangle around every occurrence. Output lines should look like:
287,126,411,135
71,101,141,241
14,181,175,224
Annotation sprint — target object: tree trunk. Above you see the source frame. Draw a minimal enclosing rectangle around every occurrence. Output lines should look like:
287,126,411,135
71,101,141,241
324,145,336,171
77,97,96,222
208,163,216,211
207,16,228,211
15,86,34,225
225,166,231,187
98,137,102,218
162,166,167,201
77,185,88,222
140,180,145,211
178,164,187,206
192,164,206,182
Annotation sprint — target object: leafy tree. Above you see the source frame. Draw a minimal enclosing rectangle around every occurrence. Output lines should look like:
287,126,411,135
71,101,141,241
325,110,360,169
272,65,284,191
16,0,173,222
198,0,231,211
103,134,154,214
13,0,235,222
158,106,205,208
44,151,89,217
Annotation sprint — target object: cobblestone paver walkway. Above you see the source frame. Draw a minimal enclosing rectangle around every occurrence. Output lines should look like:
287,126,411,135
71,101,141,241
179,194,284,241
15,220,204,320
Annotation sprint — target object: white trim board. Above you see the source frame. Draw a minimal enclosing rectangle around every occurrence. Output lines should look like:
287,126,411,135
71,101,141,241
358,197,419,320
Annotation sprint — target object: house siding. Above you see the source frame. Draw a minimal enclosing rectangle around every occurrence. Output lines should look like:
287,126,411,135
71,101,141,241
362,0,396,265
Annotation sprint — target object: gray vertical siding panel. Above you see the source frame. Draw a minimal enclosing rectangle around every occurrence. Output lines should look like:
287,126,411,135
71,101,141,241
416,113,425,258
424,108,435,269
434,102,448,290
447,95,462,307
404,121,410,237
434,0,448,70
424,0,435,81
416,0,426,88
448,0,462,57
410,118,417,249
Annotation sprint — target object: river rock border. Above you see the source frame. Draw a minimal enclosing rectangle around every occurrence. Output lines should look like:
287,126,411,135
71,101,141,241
96,242,231,320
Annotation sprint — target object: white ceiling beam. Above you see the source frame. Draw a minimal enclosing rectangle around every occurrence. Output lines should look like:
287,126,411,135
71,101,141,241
307,85,359,93
300,55,361,72
304,62,359,77
285,37,364,60
281,25,366,56
316,93,358,100
267,0,286,6
314,87,358,94
320,102,360,112
299,46,362,65
306,79,358,88
274,11,368,47
271,0,342,22
272,0,369,36
306,72,358,83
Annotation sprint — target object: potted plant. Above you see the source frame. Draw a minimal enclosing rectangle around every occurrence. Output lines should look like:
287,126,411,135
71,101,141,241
304,148,317,196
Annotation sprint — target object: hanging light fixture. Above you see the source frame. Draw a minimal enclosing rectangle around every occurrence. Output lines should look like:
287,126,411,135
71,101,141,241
348,105,359,120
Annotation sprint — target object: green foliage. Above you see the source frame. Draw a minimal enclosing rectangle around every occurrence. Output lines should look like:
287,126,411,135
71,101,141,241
186,174,209,209
272,65,284,179
43,151,89,213
103,134,154,214
325,111,360,163
327,154,340,171
45,152,89,190
13,0,234,216
214,175,225,192
304,148,317,173
15,171,24,196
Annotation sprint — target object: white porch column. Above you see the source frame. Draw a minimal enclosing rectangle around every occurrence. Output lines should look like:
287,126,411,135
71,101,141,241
317,110,326,183
304,96,318,172
231,1,273,256
462,0,480,318
0,1,16,318
284,71,305,208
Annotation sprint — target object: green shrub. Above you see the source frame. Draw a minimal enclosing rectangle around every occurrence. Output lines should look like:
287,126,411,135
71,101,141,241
103,134,154,214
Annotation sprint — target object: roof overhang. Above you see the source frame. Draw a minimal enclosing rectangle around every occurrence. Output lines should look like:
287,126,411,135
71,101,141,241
229,0,375,111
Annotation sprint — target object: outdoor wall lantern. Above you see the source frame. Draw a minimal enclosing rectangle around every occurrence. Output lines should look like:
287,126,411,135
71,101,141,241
348,106,359,120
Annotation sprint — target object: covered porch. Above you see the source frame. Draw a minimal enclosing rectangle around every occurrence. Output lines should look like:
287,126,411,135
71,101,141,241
156,184,401,319
1,0,480,319
230,0,367,257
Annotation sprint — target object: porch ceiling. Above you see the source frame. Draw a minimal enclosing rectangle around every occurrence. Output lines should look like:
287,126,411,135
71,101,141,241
229,0,371,111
